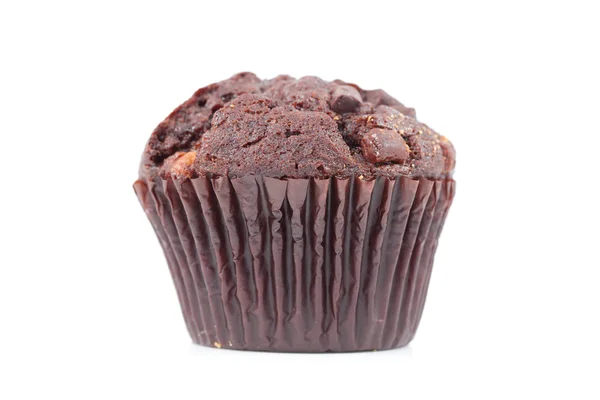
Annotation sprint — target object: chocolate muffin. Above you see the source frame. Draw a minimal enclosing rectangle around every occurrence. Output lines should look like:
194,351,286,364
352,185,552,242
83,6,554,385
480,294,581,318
134,73,455,352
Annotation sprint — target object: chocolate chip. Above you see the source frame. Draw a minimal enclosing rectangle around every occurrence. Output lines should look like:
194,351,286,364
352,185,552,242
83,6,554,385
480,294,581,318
330,85,362,113
221,93,234,102
361,128,410,164
363,89,416,118
439,136,456,173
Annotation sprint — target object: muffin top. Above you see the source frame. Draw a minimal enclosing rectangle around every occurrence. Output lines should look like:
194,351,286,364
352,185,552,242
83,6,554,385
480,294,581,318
140,73,455,180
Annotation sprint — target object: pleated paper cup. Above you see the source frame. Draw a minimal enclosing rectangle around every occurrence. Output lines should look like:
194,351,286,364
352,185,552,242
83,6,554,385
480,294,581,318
134,175,455,352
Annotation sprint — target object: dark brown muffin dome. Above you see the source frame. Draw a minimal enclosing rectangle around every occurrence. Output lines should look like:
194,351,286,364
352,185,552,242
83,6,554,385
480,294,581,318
139,72,455,180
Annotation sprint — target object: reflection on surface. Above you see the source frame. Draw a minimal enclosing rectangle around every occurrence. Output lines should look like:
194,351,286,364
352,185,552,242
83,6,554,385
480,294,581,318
189,342,413,359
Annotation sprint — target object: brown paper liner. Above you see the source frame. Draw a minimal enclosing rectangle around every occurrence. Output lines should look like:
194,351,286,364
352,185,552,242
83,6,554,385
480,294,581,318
134,175,455,352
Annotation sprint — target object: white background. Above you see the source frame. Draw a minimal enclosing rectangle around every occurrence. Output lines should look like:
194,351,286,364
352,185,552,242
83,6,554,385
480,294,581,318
1,1,599,399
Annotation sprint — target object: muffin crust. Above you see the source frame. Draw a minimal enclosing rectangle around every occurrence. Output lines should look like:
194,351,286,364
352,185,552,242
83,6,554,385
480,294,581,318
140,73,455,180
